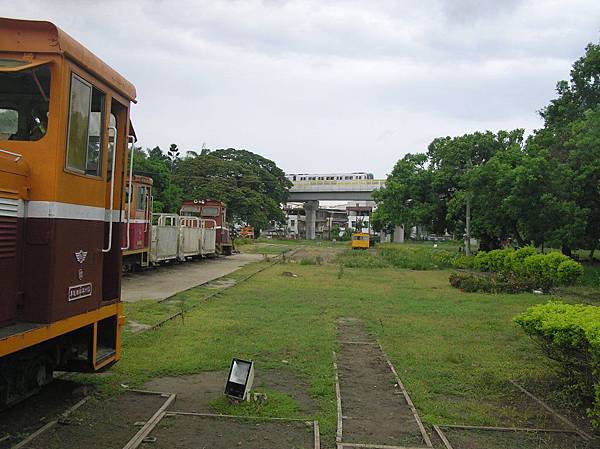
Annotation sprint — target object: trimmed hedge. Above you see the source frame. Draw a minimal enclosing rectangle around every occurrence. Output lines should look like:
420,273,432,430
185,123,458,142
449,272,535,294
470,248,583,290
514,302,600,427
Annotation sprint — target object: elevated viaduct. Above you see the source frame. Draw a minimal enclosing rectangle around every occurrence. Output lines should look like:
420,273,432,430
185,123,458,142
287,179,386,239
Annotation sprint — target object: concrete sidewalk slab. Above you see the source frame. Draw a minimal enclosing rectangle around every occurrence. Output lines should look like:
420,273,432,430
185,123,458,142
121,253,263,302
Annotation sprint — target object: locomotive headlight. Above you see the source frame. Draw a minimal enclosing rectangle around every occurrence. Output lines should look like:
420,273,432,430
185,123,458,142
224,358,254,401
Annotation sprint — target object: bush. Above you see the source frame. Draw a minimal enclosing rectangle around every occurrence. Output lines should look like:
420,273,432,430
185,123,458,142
449,272,490,292
471,248,584,291
473,251,492,271
514,302,600,427
505,246,537,273
557,259,585,285
452,255,475,269
432,249,454,266
448,272,534,294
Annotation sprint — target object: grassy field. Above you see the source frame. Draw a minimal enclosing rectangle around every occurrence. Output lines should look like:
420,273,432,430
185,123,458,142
80,242,598,448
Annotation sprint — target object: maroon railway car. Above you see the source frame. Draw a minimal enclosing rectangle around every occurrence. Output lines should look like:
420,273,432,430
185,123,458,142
180,199,233,255
121,175,153,271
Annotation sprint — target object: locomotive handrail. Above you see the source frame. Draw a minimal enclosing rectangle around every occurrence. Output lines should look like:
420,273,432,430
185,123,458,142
103,126,118,253
201,218,217,229
179,216,200,228
155,213,179,227
0,148,23,162
121,135,136,250
144,193,150,232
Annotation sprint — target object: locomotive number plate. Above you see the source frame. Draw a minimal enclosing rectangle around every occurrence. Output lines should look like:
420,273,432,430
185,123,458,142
68,283,93,301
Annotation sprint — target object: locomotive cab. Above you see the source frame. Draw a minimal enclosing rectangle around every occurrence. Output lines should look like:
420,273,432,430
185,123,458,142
0,18,135,406
180,199,233,255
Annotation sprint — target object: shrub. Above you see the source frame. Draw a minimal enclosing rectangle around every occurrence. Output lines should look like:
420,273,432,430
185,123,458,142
432,250,454,266
514,302,600,427
557,259,585,285
473,251,492,271
448,272,534,294
452,255,475,269
523,254,549,287
453,247,584,292
505,246,537,273
486,249,512,273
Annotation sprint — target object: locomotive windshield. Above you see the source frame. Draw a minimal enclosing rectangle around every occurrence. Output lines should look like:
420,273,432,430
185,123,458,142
0,64,51,141
201,206,220,217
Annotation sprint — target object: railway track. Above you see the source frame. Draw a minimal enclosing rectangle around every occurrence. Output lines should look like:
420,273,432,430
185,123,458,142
136,248,298,334
3,248,298,449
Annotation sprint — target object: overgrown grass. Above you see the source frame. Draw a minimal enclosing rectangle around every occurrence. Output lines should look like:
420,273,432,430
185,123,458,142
209,390,304,419
582,263,600,288
336,242,462,270
237,242,291,255
74,242,598,447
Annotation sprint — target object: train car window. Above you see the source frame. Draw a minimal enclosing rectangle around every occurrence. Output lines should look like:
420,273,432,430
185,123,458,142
136,186,147,211
66,74,106,176
0,109,18,139
201,206,219,217
0,65,51,141
107,114,117,179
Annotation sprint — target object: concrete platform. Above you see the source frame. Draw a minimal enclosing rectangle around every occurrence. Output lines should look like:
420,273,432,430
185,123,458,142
121,253,263,302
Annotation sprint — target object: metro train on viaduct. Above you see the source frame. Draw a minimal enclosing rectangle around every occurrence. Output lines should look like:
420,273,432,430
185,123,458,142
0,18,232,407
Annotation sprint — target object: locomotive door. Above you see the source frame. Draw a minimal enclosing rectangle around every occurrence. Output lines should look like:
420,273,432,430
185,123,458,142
102,100,127,301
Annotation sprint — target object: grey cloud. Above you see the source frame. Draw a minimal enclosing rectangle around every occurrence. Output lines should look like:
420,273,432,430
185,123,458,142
2,0,600,177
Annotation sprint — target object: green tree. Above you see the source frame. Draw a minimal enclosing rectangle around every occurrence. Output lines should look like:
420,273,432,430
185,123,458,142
429,129,524,247
372,153,440,235
528,42,600,255
173,148,291,231
132,147,182,213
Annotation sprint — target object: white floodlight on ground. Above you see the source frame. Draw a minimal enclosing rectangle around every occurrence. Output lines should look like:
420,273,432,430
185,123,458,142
225,358,254,401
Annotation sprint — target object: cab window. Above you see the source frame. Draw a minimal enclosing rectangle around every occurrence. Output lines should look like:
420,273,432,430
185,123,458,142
201,206,220,217
66,73,105,177
0,64,51,141
136,186,148,211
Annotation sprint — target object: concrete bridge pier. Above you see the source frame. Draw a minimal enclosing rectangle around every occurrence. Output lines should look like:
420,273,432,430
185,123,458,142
304,200,318,240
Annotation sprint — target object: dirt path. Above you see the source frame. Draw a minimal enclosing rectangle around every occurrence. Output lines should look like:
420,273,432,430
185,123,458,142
140,414,315,449
121,253,263,302
335,317,431,449
18,392,169,449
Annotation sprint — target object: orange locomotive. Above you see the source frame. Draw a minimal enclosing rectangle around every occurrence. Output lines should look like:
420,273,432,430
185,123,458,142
0,18,134,406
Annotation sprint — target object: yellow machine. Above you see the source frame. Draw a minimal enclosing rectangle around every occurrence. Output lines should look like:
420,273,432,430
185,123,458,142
351,232,370,249
239,226,255,239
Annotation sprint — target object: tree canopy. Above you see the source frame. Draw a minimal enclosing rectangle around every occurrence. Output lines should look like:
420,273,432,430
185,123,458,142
130,146,290,231
374,42,600,256
173,148,291,230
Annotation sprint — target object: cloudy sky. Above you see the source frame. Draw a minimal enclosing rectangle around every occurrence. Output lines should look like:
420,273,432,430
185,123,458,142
4,0,600,177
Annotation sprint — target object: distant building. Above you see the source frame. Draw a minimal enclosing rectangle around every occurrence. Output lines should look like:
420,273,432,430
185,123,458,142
346,201,375,234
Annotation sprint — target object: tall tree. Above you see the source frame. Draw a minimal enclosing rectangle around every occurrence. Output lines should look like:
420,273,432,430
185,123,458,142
173,148,291,231
132,147,182,213
528,42,600,255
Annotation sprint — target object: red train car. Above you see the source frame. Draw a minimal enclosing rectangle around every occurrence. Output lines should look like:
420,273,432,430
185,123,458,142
121,175,152,271
180,199,233,255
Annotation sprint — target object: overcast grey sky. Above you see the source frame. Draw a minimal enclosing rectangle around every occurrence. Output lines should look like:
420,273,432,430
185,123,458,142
4,0,600,177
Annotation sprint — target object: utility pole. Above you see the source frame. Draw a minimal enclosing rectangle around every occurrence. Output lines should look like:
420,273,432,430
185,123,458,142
465,193,472,256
